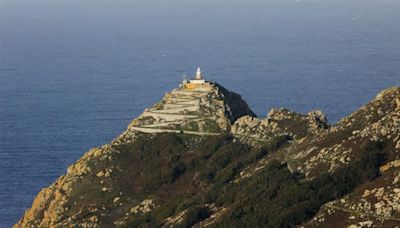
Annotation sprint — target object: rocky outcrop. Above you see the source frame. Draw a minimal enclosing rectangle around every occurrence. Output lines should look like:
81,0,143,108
231,108,329,146
299,87,400,227
288,87,400,178
15,147,111,227
125,83,255,137
230,115,281,144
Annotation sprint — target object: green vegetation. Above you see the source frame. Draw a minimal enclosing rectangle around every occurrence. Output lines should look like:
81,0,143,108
185,121,200,132
208,139,385,227
201,119,223,133
119,133,287,226
214,150,383,227
63,131,386,227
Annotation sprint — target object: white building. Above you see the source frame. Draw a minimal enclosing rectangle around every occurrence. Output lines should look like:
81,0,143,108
183,67,206,84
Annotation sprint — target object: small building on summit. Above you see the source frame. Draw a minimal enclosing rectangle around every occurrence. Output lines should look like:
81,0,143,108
192,67,206,83
182,67,210,89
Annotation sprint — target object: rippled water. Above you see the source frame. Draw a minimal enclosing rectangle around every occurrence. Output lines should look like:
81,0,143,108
1,0,399,226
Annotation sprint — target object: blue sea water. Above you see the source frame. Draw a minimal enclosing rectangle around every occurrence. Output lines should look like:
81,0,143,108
0,0,399,226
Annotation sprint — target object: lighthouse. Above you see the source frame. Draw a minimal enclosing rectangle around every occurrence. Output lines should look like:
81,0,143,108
188,67,206,84
195,67,203,80
181,67,208,89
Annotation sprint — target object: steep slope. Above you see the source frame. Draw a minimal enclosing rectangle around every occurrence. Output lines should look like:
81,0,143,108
300,87,400,227
14,82,256,227
287,87,400,179
15,86,400,228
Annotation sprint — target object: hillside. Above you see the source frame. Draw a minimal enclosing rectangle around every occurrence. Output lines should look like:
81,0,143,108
15,83,400,227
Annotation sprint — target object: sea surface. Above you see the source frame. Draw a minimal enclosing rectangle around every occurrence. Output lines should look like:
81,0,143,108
1,0,399,226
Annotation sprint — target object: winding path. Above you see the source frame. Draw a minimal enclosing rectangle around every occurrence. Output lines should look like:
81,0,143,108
132,87,221,136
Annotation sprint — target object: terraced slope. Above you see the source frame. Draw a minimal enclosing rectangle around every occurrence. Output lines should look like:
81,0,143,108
128,83,255,135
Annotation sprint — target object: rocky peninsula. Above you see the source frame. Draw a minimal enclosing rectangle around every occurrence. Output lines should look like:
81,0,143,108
15,74,400,227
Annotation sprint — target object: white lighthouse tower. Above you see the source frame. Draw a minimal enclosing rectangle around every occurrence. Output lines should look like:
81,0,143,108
189,67,205,84
195,67,203,80
181,67,208,89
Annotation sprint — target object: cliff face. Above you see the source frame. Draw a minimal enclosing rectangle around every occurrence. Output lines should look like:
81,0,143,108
15,86,400,227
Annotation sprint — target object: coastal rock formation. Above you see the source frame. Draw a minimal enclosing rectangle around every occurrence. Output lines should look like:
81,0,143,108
127,82,255,135
231,108,329,145
289,87,400,178
15,82,255,228
300,87,400,227
15,85,400,227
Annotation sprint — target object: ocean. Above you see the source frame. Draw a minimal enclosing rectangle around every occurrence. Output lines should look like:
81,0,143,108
0,0,399,226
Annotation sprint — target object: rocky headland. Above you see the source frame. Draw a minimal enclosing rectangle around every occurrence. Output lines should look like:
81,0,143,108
15,82,400,227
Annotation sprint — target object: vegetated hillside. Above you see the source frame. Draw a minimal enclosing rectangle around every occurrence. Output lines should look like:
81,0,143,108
15,86,400,228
